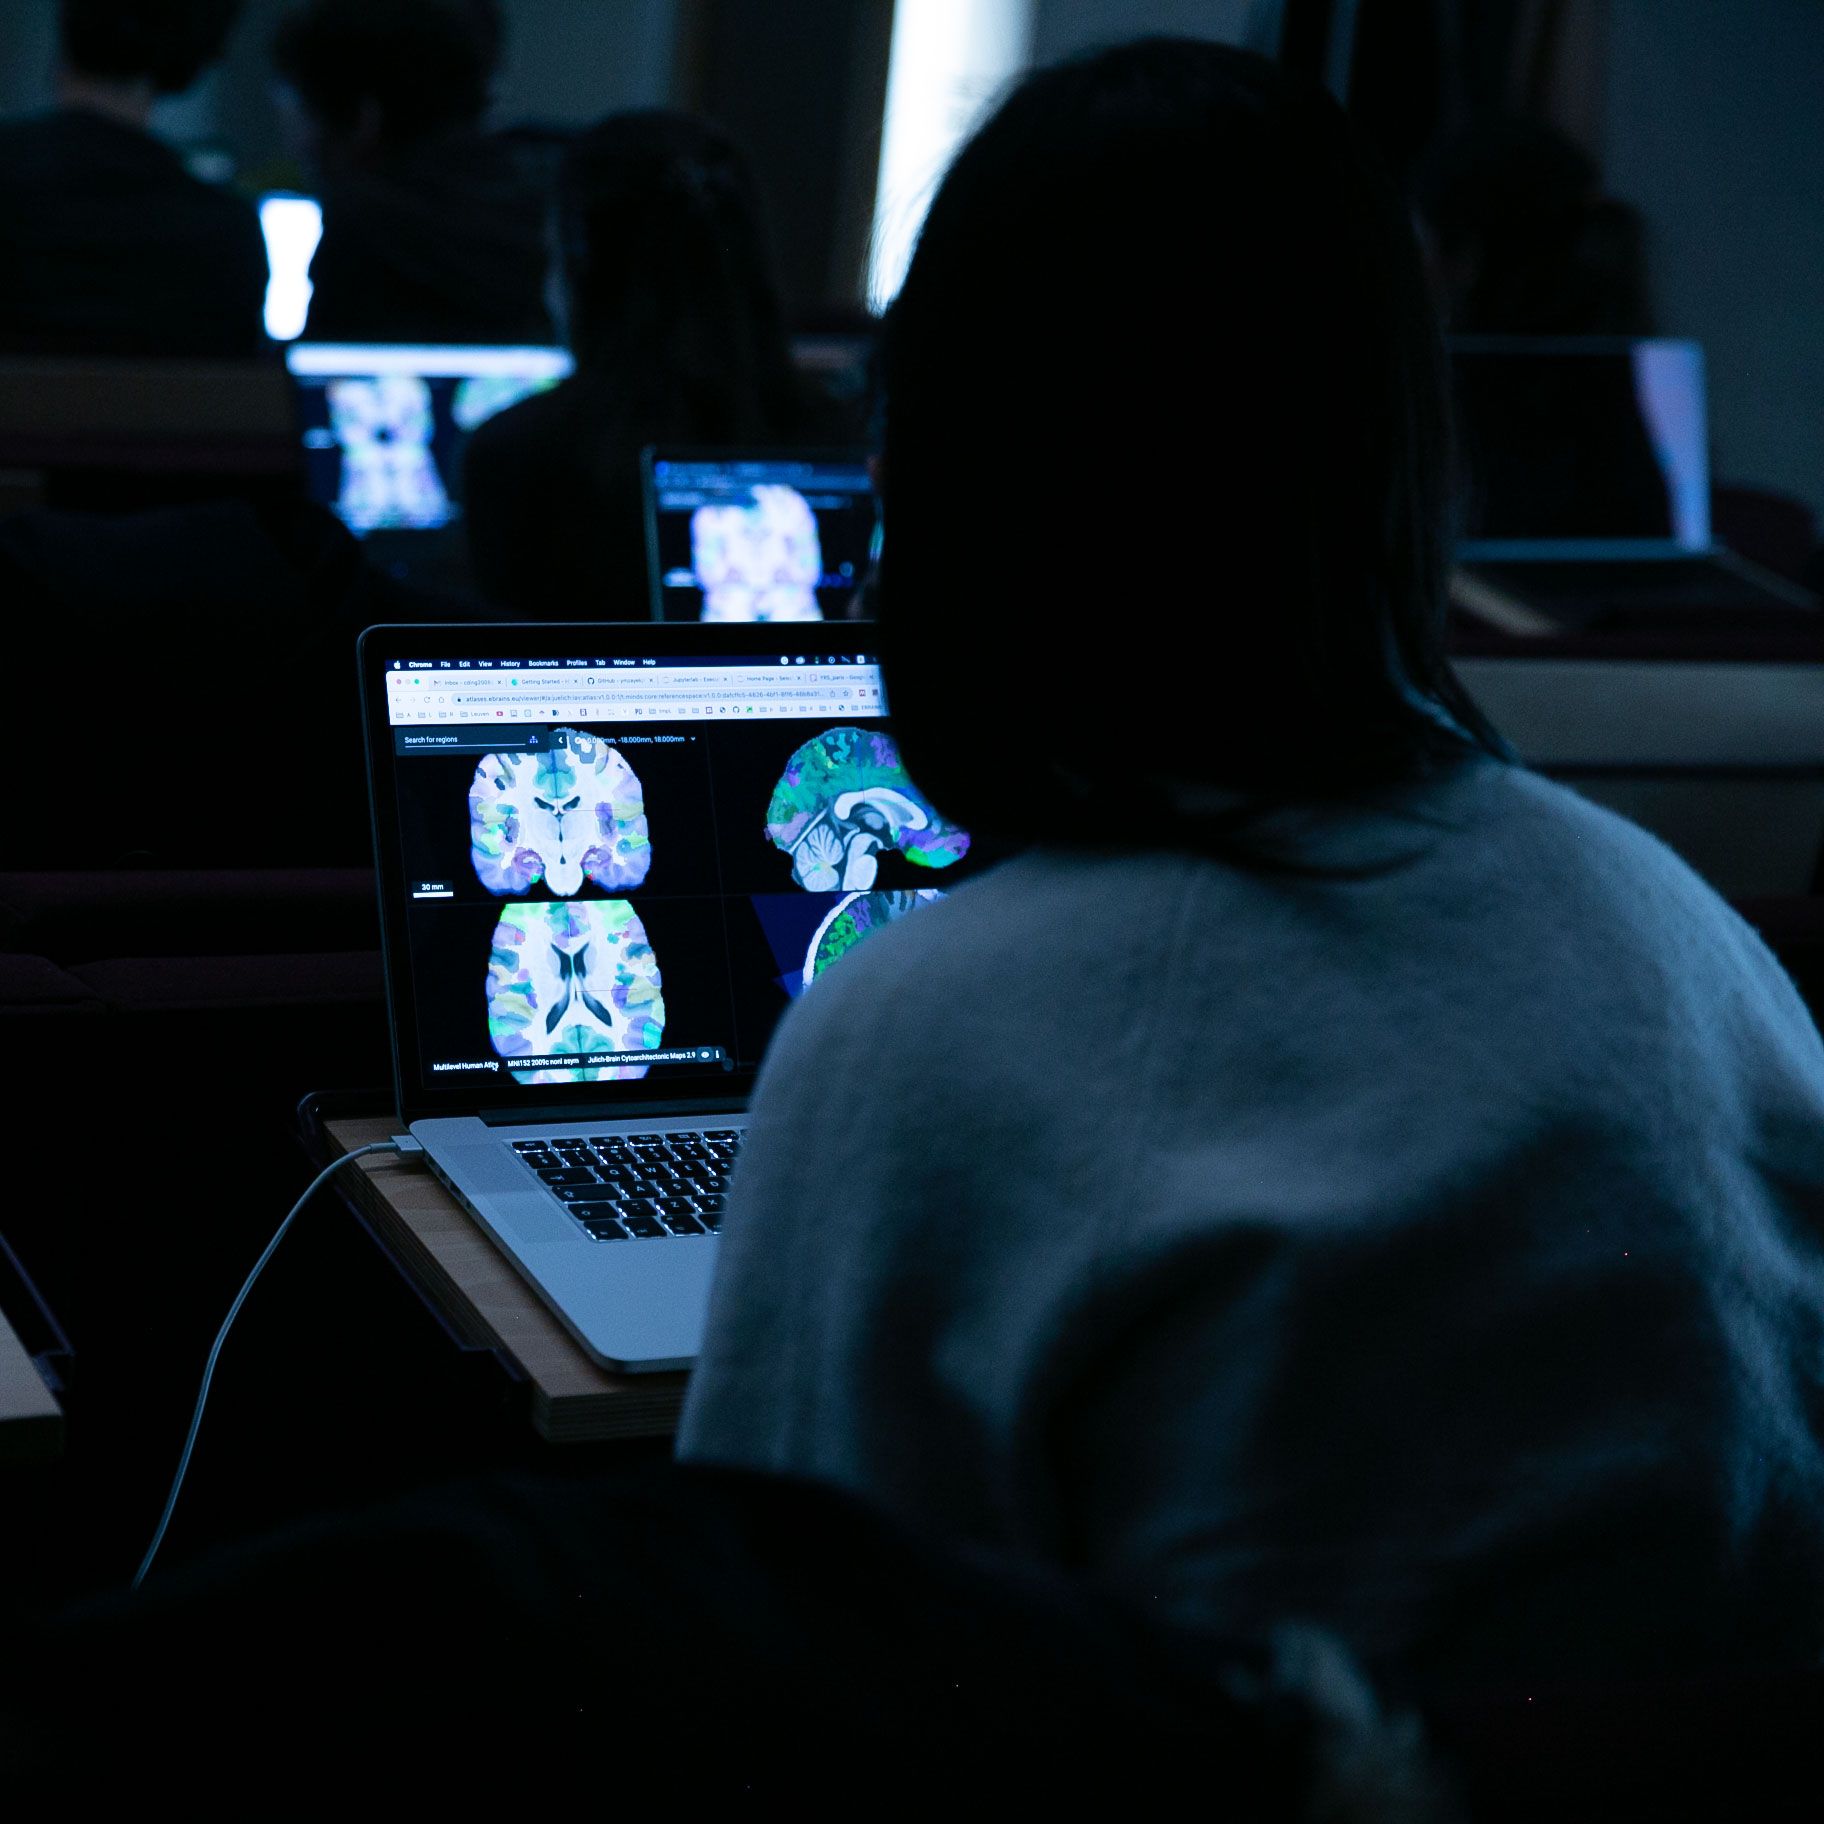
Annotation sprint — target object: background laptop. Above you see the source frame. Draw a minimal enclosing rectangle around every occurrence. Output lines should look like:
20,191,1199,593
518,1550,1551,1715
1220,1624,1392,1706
642,447,878,622
1451,336,1815,625
361,618,982,1369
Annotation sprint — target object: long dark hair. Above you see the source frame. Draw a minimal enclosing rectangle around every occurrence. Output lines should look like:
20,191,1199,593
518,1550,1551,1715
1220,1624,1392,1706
877,39,1505,848
555,110,804,442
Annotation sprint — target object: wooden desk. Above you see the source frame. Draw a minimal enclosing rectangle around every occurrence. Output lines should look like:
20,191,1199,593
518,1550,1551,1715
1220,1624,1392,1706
322,1117,687,1443
0,1302,62,1464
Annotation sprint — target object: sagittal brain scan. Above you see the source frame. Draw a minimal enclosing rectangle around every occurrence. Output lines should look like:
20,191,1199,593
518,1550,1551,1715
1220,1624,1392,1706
486,900,665,1084
766,727,970,891
691,484,825,622
469,730,652,897
327,375,450,530
804,888,945,988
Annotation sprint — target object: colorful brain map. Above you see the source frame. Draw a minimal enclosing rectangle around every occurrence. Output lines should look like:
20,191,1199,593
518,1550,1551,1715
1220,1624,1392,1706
469,731,662,1080
766,726,969,892
690,483,825,622
327,374,449,531
803,889,945,988
486,901,665,1085
469,729,652,898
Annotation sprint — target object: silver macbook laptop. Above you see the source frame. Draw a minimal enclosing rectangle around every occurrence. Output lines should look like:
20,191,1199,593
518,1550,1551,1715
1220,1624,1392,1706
359,620,978,1369
1451,336,1813,624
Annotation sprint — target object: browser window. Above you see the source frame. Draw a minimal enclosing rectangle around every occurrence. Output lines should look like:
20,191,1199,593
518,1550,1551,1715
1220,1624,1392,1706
380,650,981,1099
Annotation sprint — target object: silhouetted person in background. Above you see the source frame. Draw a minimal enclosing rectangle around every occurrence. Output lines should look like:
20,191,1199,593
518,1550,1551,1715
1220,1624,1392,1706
273,0,550,344
462,110,848,617
1418,118,1670,546
1417,116,1653,338
0,0,267,357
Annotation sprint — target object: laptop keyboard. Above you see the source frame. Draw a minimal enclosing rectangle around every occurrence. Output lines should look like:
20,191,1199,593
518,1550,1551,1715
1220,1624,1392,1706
512,1130,739,1241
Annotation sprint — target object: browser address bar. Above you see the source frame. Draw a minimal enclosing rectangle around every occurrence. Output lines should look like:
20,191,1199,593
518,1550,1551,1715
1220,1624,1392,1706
447,685,863,706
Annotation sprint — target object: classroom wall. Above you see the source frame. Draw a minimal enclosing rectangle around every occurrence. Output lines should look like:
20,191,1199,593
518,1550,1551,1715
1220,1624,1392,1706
1603,0,1824,522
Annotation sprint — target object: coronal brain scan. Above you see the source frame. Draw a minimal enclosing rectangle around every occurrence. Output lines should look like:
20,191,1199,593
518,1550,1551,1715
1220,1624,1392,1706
469,729,652,897
328,374,450,530
486,899,665,1083
691,483,825,621
766,726,970,891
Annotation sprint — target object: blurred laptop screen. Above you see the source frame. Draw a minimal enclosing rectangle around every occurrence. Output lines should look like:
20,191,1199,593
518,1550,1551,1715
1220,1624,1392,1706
645,451,878,621
287,343,572,535
1452,338,1711,560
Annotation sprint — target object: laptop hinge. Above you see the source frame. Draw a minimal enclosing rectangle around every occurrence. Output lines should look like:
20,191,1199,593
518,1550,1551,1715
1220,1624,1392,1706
477,1097,749,1127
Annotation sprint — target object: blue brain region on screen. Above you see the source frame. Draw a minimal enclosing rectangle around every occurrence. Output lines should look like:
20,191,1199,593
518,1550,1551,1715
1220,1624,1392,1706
468,729,662,1083
765,726,969,892
469,729,652,898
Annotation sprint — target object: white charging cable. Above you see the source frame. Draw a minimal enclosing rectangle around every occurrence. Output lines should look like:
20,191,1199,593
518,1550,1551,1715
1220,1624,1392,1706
132,1138,419,1589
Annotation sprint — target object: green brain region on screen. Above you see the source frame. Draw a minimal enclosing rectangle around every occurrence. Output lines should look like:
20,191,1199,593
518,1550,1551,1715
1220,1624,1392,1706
765,726,969,892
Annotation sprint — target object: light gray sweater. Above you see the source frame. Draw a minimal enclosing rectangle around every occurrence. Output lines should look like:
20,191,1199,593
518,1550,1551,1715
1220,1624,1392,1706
677,758,1824,1689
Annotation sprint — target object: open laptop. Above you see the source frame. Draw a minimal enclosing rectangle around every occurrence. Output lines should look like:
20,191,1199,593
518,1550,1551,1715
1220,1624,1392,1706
360,619,980,1369
641,447,878,622
1452,336,1814,626
287,341,572,536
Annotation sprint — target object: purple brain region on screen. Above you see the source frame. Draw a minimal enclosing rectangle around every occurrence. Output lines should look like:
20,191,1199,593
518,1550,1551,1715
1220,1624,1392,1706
765,726,969,892
469,729,652,898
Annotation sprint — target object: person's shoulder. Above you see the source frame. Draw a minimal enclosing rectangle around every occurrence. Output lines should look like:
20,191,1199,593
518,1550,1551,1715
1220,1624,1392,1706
1466,760,1735,915
1458,759,1813,1024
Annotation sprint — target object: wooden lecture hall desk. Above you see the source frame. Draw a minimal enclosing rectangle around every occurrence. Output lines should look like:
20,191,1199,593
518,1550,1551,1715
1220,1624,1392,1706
320,1116,687,1443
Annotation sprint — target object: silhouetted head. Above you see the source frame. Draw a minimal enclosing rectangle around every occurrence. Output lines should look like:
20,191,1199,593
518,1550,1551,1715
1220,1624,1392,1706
878,38,1502,846
553,110,800,438
272,0,501,162
60,0,242,98
1418,117,1652,336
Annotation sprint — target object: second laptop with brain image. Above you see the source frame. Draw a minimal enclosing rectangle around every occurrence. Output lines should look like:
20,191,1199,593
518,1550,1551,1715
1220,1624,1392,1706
361,620,991,1371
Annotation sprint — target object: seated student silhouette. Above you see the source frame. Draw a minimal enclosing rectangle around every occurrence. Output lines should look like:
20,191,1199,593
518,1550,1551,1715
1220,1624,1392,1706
0,0,267,357
1419,118,1673,544
676,41,1824,1695
272,0,550,345
461,110,851,619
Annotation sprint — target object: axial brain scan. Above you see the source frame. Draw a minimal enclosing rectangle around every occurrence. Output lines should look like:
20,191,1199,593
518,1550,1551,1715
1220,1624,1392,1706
766,727,969,891
486,899,665,1084
328,374,450,530
691,483,824,621
469,730,652,897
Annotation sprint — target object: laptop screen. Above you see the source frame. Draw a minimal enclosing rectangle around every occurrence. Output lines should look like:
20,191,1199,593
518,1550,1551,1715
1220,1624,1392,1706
287,343,573,534
1451,338,1711,560
366,626,983,1115
644,450,879,621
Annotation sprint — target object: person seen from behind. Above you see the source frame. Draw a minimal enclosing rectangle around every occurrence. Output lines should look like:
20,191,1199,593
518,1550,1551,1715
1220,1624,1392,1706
677,37,1824,1698
0,0,267,357
461,109,850,618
